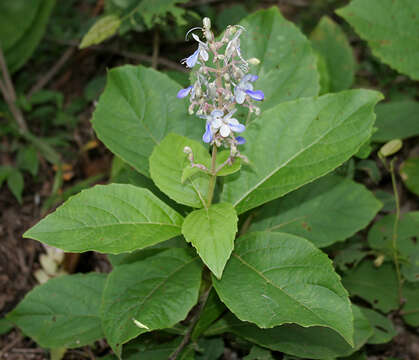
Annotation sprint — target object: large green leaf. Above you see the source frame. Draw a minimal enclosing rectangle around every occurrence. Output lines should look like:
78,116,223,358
238,7,319,111
400,157,419,196
7,273,106,348
212,232,354,345
101,248,202,357
92,65,202,177
372,101,419,142
4,0,55,73
182,203,238,279
249,175,382,248
310,16,356,93
342,261,399,313
205,305,372,359
368,212,419,282
336,0,419,80
149,133,210,208
24,184,183,254
221,90,383,214
0,0,40,51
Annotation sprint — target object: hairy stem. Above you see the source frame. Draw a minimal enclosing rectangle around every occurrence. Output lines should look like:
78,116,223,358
390,158,403,304
168,286,212,360
207,145,218,207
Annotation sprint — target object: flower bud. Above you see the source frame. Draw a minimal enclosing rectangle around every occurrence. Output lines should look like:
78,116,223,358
203,17,211,30
183,146,192,154
247,57,260,65
379,139,402,157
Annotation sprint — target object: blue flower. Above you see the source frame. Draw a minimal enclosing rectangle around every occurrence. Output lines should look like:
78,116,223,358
177,86,193,98
181,33,209,68
201,109,246,142
235,136,246,145
234,74,264,104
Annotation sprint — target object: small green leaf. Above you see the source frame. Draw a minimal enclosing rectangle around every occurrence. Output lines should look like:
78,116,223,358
7,169,24,203
342,261,399,313
92,65,202,176
181,165,204,184
336,0,419,80
360,308,396,344
7,273,106,348
310,16,356,92
215,150,241,176
101,248,202,357
372,101,419,142
250,175,382,247
213,232,354,346
182,203,238,279
80,15,121,49
206,304,371,359
221,90,383,214
150,133,211,208
368,212,419,282
400,157,419,196
24,184,184,254
17,146,39,176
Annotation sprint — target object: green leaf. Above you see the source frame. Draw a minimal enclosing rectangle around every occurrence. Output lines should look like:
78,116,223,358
216,150,242,176
372,101,419,142
101,248,202,357
182,203,238,279
7,169,24,204
4,0,55,73
212,232,354,346
0,0,40,51
402,282,419,327
249,175,382,248
334,237,368,272
360,308,396,344
206,304,371,359
315,52,331,95
0,318,13,335
92,65,202,177
342,261,399,313
238,7,319,111
368,212,419,282
400,157,419,196
357,160,381,184
7,273,106,348
111,156,187,214
122,337,182,360
17,145,39,176
221,90,383,214
310,16,356,92
336,0,419,80
80,15,121,48
149,133,210,208
24,183,184,254
244,346,274,360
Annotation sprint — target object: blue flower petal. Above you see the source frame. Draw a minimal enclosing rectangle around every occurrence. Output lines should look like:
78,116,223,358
236,136,246,144
177,86,193,98
245,89,264,101
249,74,259,82
229,122,246,133
183,48,199,68
202,123,213,143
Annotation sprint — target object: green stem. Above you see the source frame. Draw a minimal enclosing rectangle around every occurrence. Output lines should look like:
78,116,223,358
390,158,403,304
207,145,217,207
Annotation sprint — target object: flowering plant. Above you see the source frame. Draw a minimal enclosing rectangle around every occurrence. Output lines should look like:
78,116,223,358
7,7,390,359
